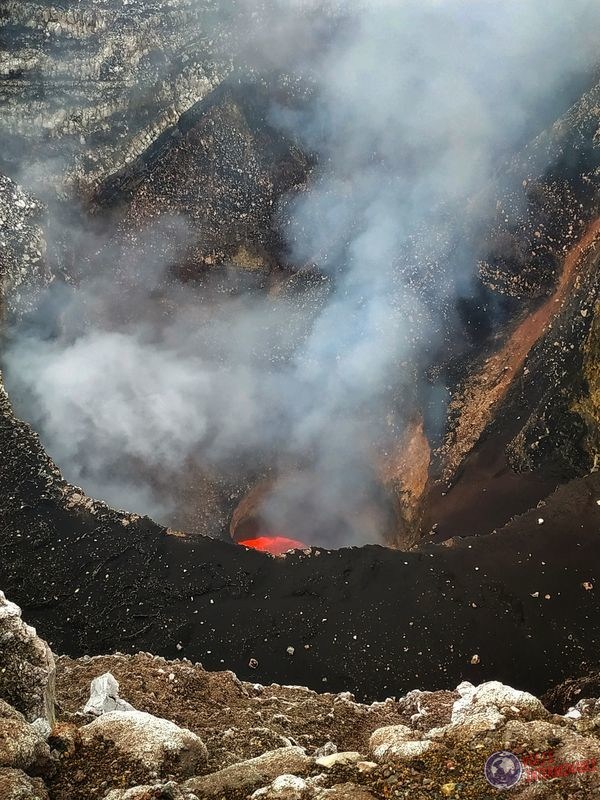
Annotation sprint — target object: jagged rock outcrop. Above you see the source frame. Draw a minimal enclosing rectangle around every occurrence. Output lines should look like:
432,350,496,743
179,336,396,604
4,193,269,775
0,592,55,725
83,673,134,716
0,173,49,317
0,620,55,798
0,0,232,194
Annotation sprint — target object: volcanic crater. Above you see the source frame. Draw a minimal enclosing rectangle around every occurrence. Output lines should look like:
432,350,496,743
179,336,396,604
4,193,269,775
1,0,600,707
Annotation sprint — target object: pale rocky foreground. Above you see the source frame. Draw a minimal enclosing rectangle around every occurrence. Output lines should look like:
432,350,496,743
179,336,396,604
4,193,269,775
1,592,600,800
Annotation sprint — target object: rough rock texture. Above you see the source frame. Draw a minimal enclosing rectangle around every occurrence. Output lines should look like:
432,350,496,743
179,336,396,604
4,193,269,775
53,654,413,773
0,700,53,775
0,173,49,317
0,0,232,194
0,688,53,797
83,672,134,716
2,594,600,799
251,774,311,800
183,746,313,798
368,725,416,760
0,768,49,800
80,710,207,779
43,647,600,799
450,681,549,725
0,592,55,724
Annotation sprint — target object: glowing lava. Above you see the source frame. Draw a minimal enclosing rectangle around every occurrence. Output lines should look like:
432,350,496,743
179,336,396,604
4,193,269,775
238,535,307,555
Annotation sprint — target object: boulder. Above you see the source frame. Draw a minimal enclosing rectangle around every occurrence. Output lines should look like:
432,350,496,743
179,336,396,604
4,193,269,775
184,747,313,798
427,704,505,743
451,681,548,724
0,700,53,775
371,738,442,764
0,593,55,724
0,769,49,800
314,742,337,758
368,724,415,760
425,681,550,744
80,710,207,780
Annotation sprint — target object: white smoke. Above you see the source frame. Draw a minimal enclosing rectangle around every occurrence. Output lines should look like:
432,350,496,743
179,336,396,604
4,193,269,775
4,0,600,546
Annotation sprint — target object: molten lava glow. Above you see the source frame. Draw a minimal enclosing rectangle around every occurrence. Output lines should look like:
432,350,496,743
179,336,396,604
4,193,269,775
238,535,307,555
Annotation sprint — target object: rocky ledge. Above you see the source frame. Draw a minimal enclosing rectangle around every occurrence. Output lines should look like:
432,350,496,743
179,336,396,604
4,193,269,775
2,591,600,800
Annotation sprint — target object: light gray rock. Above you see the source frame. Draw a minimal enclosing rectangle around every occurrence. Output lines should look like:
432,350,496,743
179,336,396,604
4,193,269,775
427,704,505,743
80,710,207,779
184,747,313,798
0,2,231,192
424,681,550,744
0,768,49,800
315,751,361,768
83,672,134,716
368,723,415,760
451,681,548,724
371,737,442,764
314,741,337,758
0,176,50,317
0,593,55,724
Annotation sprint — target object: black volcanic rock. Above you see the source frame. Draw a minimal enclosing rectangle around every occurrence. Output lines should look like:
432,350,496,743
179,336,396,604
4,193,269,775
1,353,599,701
94,79,311,276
